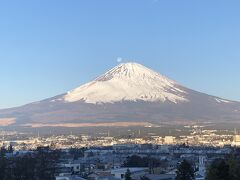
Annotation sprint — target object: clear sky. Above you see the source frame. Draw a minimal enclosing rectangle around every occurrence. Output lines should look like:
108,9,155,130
0,0,240,109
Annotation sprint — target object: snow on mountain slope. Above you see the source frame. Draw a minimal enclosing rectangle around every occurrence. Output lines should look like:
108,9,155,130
64,62,188,104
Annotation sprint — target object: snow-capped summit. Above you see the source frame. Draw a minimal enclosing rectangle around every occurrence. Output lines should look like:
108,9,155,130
96,62,171,82
64,62,188,104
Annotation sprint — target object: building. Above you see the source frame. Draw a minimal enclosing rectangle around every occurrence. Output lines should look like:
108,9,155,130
64,161,81,173
232,135,240,147
195,156,206,180
56,173,86,180
164,136,175,144
110,168,147,180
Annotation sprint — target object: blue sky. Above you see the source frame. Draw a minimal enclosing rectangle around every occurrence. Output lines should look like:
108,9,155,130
0,0,240,108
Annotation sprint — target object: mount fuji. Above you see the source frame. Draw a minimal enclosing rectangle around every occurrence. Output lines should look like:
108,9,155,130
64,63,188,104
0,62,240,128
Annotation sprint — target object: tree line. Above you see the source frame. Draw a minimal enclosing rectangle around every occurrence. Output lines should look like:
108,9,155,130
123,155,167,174
124,150,240,180
0,146,60,180
176,150,240,180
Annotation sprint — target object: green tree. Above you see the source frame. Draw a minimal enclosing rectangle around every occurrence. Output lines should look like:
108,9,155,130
0,147,61,180
69,147,85,160
227,155,240,180
12,155,36,180
34,148,60,180
8,145,14,153
87,151,94,157
175,160,195,180
125,169,132,180
124,155,147,167
0,149,7,180
206,159,231,180
148,157,161,174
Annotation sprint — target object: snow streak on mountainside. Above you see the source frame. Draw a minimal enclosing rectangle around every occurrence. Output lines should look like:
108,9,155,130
64,63,188,104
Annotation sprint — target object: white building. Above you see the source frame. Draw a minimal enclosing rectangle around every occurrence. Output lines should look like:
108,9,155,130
195,156,206,180
64,162,81,173
164,136,175,144
110,168,147,180
56,173,86,180
232,135,240,147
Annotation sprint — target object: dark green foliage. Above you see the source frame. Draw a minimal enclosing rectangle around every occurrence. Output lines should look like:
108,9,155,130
34,148,60,180
0,149,7,180
0,146,60,180
125,169,132,180
8,145,14,153
227,154,240,180
124,155,148,167
205,149,240,180
0,146,7,155
80,164,86,173
206,158,239,180
148,156,162,174
124,155,161,167
96,163,105,170
123,155,163,174
175,160,195,180
87,151,94,157
8,155,36,180
69,147,85,160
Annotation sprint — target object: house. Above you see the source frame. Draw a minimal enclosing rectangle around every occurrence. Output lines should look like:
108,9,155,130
64,162,81,173
55,173,86,180
110,168,147,180
140,174,175,180
195,174,204,180
87,173,99,180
